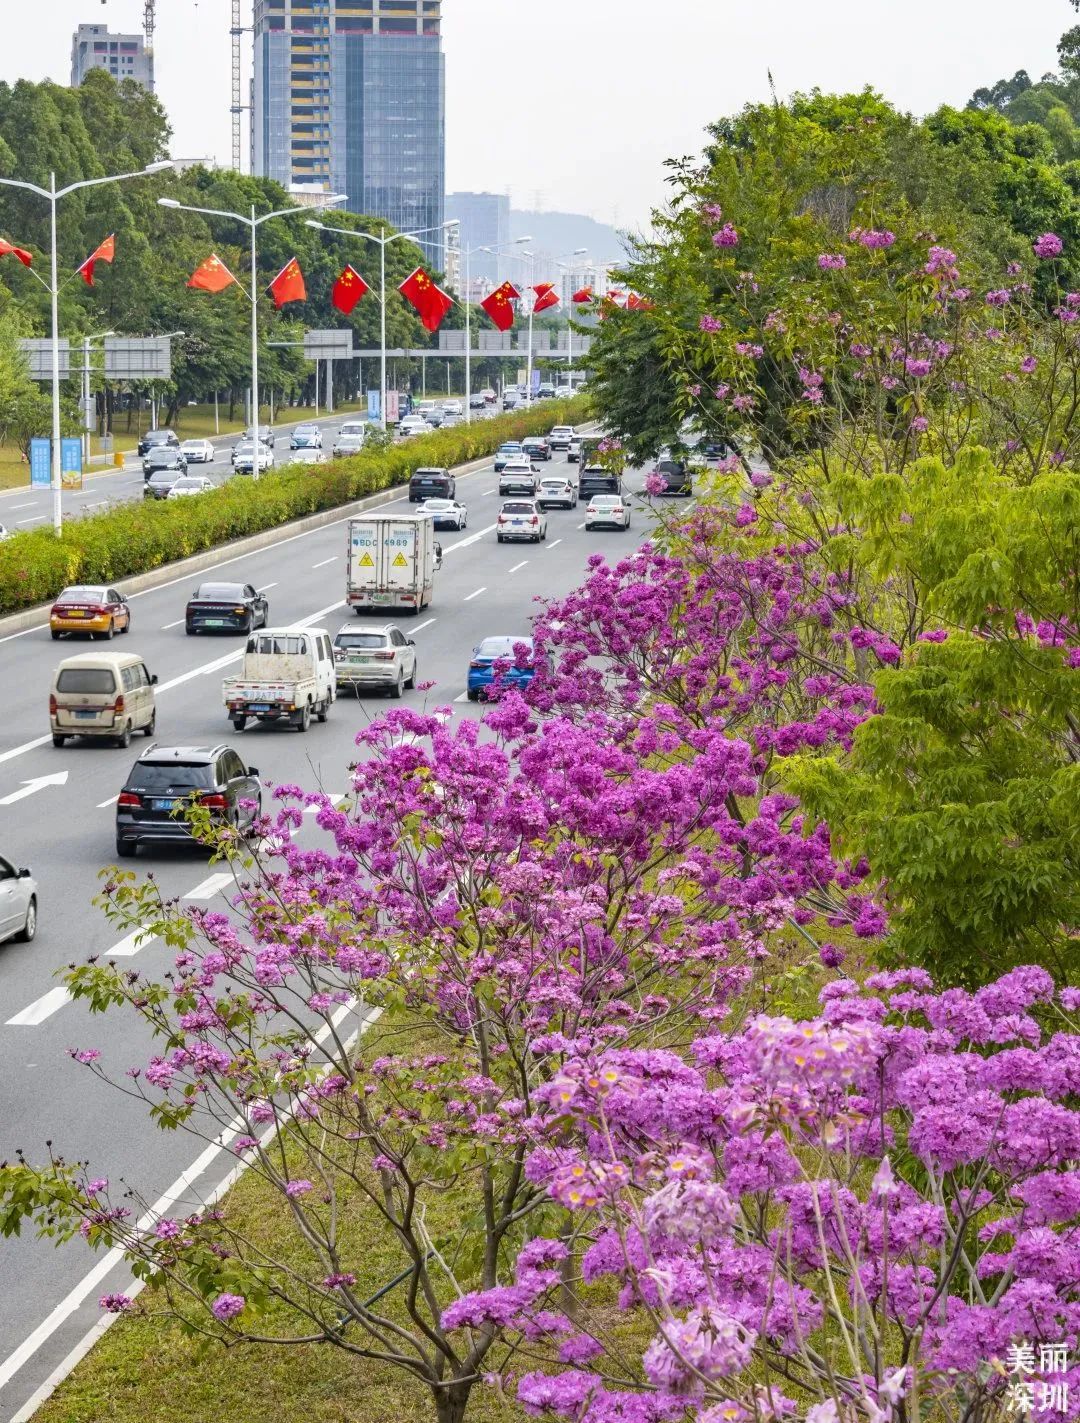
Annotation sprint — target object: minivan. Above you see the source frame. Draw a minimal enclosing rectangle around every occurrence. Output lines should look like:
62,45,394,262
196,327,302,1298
409,467,456,502
50,651,158,749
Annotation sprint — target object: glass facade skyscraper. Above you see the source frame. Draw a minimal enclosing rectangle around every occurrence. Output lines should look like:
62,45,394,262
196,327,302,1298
445,192,510,290
253,1,445,262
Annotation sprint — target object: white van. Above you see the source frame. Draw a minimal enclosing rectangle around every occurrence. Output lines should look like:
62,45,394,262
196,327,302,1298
50,651,158,748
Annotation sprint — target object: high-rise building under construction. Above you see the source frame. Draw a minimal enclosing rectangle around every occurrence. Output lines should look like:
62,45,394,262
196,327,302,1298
253,0,445,261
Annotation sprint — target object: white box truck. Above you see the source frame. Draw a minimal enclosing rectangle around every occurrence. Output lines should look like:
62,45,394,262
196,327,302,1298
347,512,437,615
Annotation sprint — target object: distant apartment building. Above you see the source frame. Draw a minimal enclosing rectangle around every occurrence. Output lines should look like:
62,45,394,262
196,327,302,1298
70,24,153,90
253,0,445,263
444,191,510,291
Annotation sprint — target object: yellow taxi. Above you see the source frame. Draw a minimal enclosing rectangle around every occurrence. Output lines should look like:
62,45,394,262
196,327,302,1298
50,584,132,641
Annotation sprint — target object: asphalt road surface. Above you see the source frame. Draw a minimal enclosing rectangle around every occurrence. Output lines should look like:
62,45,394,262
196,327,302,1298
0,436,680,1420
0,403,502,531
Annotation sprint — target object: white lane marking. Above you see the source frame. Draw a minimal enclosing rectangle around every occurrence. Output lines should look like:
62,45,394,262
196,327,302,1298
184,872,234,901
0,441,522,645
0,736,52,767
96,795,118,810
304,794,344,813
453,691,470,703
16,516,45,526
0,771,69,806
576,522,586,529
546,539,563,550
312,556,337,568
160,618,185,630
463,587,486,602
257,582,278,592
3,1000,383,1420
482,488,495,495
508,561,528,573
6,988,71,1027
411,617,437,632
9,502,35,510
442,523,497,553
108,925,156,958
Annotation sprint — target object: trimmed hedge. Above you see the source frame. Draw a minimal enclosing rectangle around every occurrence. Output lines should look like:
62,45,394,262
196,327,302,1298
0,399,589,616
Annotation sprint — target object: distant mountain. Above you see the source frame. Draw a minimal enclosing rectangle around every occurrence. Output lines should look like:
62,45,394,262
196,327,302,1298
509,209,627,265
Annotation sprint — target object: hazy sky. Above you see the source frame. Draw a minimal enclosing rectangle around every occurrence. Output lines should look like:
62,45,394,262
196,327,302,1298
1,0,1069,230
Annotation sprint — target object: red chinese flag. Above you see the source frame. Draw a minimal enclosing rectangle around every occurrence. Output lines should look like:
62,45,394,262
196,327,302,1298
187,253,238,293
332,264,368,315
480,280,519,332
571,286,593,304
0,237,33,267
399,266,453,332
269,256,306,307
626,292,653,310
76,233,115,287
532,282,560,314
606,289,626,305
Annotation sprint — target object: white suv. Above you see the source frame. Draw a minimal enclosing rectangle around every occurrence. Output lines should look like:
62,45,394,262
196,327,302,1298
332,624,418,698
584,493,633,530
497,500,548,543
537,475,578,510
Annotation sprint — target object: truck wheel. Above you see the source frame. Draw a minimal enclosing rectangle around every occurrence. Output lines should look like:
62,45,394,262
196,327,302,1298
297,703,311,732
232,714,246,732
316,699,328,723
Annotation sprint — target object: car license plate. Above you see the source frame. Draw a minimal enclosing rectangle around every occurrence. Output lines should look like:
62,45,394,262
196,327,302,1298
151,798,175,812
204,618,226,626
249,703,271,712
373,593,392,603
75,710,97,719
66,611,86,618
511,519,523,526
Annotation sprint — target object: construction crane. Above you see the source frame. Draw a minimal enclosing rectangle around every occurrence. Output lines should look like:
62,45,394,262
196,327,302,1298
100,0,250,173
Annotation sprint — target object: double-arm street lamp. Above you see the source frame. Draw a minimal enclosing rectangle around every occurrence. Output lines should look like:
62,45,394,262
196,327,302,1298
159,192,347,430
0,160,173,534
459,236,532,423
500,246,588,405
305,218,458,430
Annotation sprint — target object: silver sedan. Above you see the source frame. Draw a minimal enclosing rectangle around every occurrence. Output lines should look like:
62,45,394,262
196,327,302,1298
0,853,37,943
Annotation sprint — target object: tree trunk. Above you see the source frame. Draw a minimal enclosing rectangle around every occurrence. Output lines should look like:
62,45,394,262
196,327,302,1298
433,1381,472,1423
228,389,236,420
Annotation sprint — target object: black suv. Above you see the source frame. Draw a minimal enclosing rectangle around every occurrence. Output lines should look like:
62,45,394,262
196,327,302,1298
137,428,179,458
115,745,261,857
409,467,456,502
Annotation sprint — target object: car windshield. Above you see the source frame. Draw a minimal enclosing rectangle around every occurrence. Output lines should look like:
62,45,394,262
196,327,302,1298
501,502,535,514
295,425,317,435
592,496,621,506
172,479,201,489
129,762,215,791
477,637,533,659
658,461,683,473
181,440,205,449
498,444,521,453
249,635,304,655
193,584,245,600
423,499,452,510
58,586,107,603
149,472,175,484
335,633,388,651
56,668,116,694
235,442,255,454
145,430,174,442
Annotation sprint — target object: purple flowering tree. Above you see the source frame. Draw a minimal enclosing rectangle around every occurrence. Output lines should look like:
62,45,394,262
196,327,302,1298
0,644,885,1421
443,966,1080,1423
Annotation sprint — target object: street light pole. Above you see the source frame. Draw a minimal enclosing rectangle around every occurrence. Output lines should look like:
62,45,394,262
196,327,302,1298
0,159,172,534
305,218,457,432
160,192,347,436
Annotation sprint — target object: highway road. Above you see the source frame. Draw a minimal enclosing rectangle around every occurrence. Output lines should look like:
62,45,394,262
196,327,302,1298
0,403,501,531
0,435,663,1420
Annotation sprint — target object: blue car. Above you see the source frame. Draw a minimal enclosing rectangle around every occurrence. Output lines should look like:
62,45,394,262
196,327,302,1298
467,636,539,701
493,442,523,473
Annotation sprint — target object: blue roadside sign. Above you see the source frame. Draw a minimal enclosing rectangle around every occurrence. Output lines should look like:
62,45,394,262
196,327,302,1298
60,437,83,491
30,438,51,488
367,389,380,421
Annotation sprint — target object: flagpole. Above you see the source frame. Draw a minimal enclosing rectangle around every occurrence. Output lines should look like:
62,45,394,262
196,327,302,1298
464,241,471,425
49,173,62,535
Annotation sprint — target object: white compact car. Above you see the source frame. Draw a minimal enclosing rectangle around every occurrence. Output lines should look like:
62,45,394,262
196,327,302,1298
332,624,418,698
536,475,578,510
0,853,37,943
421,497,468,530
584,493,633,530
496,499,548,543
167,475,215,499
180,438,215,464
